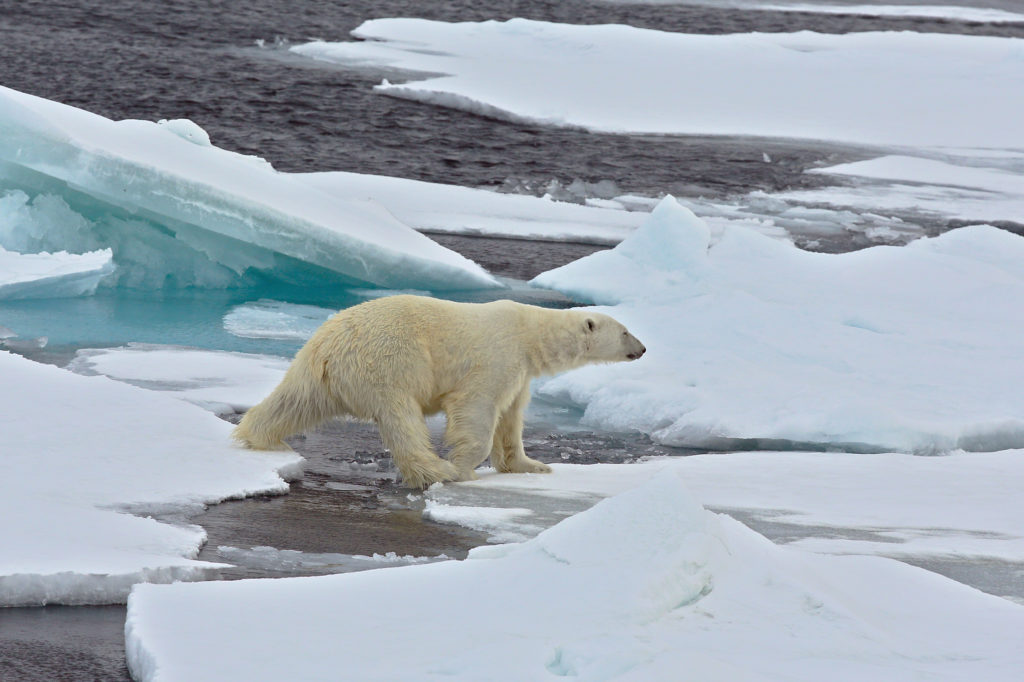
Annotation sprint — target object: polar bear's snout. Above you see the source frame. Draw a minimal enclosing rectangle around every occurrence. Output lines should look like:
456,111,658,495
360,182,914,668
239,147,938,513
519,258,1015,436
625,333,646,360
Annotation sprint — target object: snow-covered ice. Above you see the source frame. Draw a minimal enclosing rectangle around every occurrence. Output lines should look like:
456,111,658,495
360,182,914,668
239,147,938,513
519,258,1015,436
125,471,1024,682
68,344,290,414
532,197,1024,453
776,154,1024,229
425,452,1024,571
0,245,113,300
296,171,643,244
0,86,496,291
0,351,301,606
294,21,1024,149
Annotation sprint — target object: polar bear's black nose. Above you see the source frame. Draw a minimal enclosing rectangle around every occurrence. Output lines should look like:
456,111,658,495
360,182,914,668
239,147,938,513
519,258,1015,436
627,345,646,360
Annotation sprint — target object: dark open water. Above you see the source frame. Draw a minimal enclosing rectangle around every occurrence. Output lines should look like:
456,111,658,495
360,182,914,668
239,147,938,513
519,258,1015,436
2,1,1022,679
3,0,1021,199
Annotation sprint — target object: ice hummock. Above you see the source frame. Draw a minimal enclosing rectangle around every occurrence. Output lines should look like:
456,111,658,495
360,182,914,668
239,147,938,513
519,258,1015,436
0,351,302,606
0,85,498,292
0,244,113,299
532,196,1024,454
125,471,1024,681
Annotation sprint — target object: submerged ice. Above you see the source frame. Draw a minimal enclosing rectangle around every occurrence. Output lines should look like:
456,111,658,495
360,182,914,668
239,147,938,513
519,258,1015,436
0,86,498,293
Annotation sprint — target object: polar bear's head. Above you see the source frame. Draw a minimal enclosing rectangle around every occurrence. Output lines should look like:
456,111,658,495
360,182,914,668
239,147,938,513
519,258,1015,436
582,313,646,363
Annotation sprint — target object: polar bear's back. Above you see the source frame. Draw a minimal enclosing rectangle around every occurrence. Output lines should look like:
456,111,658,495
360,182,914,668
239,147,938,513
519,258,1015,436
305,296,543,416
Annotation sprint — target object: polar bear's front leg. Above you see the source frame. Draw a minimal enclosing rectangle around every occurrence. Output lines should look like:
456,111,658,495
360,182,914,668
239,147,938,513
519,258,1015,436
491,386,552,475
376,399,458,489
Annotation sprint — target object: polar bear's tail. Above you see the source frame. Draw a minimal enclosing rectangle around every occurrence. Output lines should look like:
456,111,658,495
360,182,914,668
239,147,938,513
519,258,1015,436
232,351,334,451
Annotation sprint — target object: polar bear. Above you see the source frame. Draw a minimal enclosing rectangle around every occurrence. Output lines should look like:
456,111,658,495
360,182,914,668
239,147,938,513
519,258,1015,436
233,295,645,488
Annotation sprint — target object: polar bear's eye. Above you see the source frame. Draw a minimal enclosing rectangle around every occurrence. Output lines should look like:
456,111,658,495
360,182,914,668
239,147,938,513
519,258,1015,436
586,319,595,331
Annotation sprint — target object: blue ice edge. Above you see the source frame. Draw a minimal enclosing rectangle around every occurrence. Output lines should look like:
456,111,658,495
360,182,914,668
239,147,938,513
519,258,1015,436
0,85,501,294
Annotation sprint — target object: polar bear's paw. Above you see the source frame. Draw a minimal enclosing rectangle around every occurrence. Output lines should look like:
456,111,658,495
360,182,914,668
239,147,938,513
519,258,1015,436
508,456,552,475
455,468,480,482
399,457,459,490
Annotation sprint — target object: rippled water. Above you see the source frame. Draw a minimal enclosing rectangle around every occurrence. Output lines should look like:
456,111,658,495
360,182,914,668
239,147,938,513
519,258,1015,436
4,0,1019,198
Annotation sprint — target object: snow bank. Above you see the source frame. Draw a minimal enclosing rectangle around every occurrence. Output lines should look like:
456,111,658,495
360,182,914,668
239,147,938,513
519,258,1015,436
0,86,497,291
0,351,301,606
778,154,1024,228
296,171,642,243
0,245,113,299
294,20,1024,149
68,344,290,414
533,197,1024,453
125,471,1024,681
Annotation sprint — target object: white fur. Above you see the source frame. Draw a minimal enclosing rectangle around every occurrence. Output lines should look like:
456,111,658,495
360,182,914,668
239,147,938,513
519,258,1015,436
233,295,645,488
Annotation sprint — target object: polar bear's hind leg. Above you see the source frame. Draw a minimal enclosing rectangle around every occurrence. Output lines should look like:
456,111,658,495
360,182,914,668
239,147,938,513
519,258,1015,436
376,398,457,489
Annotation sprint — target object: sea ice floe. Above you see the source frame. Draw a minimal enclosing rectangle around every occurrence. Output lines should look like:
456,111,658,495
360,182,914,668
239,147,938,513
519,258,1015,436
776,155,1024,230
293,20,1024,149
0,244,113,300
68,344,290,414
532,196,1024,454
296,171,643,244
0,85,497,291
0,351,301,606
124,471,1024,681
427,452,1024,569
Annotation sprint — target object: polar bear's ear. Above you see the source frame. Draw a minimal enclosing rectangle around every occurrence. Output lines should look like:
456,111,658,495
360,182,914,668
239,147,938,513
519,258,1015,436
585,318,596,332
